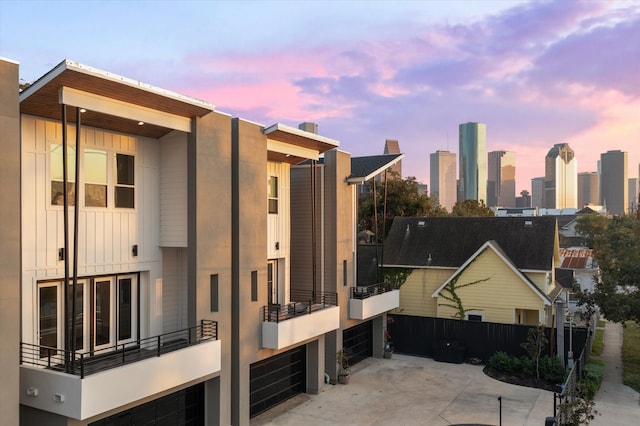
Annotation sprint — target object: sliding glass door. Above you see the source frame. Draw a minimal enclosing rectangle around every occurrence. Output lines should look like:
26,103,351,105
37,274,138,356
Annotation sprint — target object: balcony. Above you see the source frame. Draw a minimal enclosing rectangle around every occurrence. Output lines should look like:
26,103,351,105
262,290,339,349
349,283,399,320
20,320,220,420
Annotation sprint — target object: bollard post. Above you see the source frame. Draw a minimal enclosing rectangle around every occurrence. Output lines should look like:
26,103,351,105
498,396,502,426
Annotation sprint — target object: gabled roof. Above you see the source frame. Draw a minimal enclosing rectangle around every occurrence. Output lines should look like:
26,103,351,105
347,154,404,183
555,268,575,289
383,216,557,271
431,240,551,305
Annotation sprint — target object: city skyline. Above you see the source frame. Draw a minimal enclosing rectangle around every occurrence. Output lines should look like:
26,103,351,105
1,0,639,190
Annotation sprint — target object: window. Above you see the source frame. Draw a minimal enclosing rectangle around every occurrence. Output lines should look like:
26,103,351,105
210,275,219,312
267,261,278,305
115,153,135,208
38,284,59,357
85,149,107,207
267,176,278,214
251,271,258,302
50,143,76,206
466,313,484,322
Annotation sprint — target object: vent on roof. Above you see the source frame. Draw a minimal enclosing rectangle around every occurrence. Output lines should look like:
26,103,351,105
524,220,533,227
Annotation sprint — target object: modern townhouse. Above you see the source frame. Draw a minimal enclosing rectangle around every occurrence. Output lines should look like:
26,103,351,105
7,58,401,426
1,57,21,426
17,59,229,425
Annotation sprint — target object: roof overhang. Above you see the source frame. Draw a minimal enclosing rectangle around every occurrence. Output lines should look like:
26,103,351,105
265,123,339,165
20,59,215,138
347,153,405,184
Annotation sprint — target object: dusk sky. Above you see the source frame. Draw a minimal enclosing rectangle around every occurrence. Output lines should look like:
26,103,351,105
2,0,639,193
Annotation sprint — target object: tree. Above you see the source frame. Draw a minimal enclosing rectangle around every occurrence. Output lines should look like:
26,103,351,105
520,324,548,379
450,199,495,217
576,215,640,323
575,213,608,248
358,173,446,241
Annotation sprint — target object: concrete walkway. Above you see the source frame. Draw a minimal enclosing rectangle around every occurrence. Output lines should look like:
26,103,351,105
590,321,639,426
253,354,554,426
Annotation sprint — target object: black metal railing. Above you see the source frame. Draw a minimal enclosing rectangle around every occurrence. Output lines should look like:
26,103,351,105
350,282,394,300
262,290,337,323
553,314,597,424
20,320,217,379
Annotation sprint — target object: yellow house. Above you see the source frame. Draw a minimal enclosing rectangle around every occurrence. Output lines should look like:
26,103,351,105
383,217,562,326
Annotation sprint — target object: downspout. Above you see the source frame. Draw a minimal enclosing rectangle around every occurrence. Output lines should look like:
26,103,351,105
71,107,81,369
311,160,317,300
381,168,388,280
61,104,70,371
372,177,378,282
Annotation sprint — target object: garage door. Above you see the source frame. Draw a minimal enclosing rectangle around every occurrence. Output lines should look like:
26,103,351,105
89,383,204,425
250,345,306,418
343,320,373,365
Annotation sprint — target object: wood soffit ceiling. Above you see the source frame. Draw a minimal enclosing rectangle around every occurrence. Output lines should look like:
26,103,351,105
265,127,338,156
267,151,308,165
20,68,213,139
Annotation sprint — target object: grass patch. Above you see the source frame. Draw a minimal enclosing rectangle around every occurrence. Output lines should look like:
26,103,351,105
622,321,640,393
597,319,606,328
592,326,604,356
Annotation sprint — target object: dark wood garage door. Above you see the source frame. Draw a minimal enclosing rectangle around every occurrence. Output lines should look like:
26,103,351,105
250,345,306,418
343,320,373,365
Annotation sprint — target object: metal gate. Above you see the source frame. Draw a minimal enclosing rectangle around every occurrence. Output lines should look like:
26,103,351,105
343,320,373,365
250,345,306,418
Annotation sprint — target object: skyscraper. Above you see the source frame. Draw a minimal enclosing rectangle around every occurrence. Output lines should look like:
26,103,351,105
577,172,599,208
531,177,544,208
544,143,577,209
600,150,628,214
383,139,402,178
458,122,487,202
629,178,638,213
430,150,457,211
487,150,516,207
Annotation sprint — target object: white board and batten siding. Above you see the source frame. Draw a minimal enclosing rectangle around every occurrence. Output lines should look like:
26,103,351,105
21,115,164,341
267,162,290,260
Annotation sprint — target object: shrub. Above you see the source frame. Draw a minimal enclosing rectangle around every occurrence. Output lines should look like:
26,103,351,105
488,351,514,372
581,359,605,399
539,356,567,383
518,356,535,376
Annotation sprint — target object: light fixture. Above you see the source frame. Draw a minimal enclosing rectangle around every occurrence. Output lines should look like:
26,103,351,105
79,108,87,113
138,121,144,126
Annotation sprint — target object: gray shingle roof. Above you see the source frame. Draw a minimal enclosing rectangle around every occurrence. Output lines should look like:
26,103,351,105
348,154,403,181
382,216,557,271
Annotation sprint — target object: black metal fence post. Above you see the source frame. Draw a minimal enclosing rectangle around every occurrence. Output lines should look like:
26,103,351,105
498,396,502,426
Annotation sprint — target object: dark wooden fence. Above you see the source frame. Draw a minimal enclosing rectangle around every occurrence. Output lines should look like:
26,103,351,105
388,314,587,364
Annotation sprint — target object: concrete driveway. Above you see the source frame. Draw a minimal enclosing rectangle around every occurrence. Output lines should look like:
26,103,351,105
253,354,555,426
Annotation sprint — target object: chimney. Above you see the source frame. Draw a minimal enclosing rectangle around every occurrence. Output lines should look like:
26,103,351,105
298,122,318,134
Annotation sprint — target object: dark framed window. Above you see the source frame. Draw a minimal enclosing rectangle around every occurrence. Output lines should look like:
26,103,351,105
50,143,76,206
267,176,278,214
115,153,135,208
251,271,258,302
85,149,107,207
210,274,219,312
